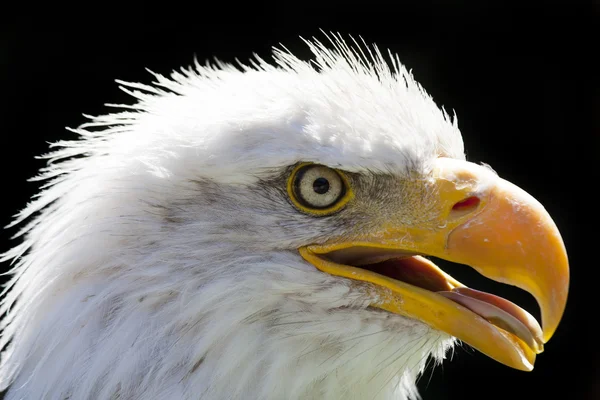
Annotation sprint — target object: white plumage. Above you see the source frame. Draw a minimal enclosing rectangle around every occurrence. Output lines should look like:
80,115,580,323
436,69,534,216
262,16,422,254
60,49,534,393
1,35,487,399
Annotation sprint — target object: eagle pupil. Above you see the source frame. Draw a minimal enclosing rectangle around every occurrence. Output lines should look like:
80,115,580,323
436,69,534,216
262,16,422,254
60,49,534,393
313,178,330,194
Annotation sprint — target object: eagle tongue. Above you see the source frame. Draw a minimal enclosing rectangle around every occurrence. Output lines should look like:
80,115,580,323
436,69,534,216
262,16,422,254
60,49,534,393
438,287,544,353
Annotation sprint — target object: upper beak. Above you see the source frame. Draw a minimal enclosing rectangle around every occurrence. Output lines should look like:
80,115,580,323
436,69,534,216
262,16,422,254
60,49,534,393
427,158,569,343
300,157,569,371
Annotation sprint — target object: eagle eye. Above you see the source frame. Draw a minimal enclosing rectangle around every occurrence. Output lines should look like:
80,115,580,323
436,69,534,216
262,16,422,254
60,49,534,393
287,163,353,215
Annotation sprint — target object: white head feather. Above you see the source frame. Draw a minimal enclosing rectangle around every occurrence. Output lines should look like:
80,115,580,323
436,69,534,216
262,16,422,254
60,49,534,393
0,35,464,399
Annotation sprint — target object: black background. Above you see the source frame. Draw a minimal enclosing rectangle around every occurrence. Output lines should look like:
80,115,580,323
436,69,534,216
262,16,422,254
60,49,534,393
1,3,597,399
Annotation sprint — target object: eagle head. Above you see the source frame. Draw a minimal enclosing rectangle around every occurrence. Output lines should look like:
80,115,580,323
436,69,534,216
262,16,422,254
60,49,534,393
0,35,568,400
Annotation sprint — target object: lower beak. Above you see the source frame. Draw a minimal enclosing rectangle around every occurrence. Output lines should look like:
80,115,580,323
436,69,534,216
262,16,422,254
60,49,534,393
299,158,569,371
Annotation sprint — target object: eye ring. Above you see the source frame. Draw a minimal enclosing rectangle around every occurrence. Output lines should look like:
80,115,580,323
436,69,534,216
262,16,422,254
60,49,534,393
287,163,353,216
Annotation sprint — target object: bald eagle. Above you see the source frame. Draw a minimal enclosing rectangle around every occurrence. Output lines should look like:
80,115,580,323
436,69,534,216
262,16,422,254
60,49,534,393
0,35,569,400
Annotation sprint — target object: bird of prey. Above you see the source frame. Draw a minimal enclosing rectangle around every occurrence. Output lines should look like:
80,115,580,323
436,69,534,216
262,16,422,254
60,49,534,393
0,35,569,400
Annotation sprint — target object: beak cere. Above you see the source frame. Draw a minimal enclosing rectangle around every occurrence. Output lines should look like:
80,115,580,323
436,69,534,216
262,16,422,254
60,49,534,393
299,158,569,371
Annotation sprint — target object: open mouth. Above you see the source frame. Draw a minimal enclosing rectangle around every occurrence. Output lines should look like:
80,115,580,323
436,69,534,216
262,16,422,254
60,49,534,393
300,244,549,371
324,246,542,351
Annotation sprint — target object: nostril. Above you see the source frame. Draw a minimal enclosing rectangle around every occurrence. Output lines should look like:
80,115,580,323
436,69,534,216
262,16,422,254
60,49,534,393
452,196,480,211
450,196,481,219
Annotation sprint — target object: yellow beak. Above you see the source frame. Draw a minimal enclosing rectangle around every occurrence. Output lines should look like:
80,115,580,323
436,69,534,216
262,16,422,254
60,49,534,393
299,158,569,371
